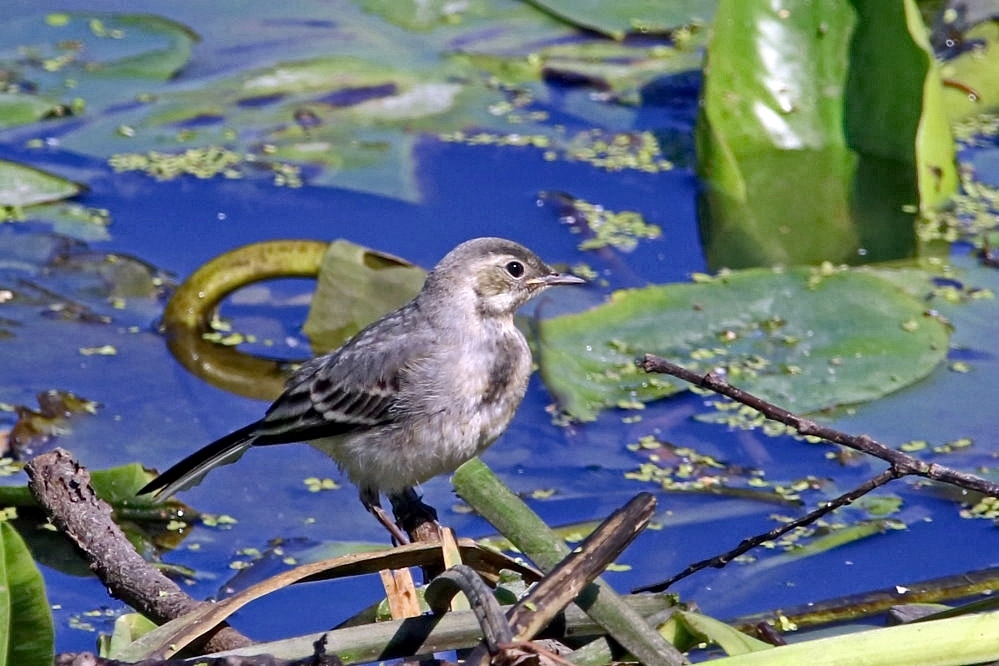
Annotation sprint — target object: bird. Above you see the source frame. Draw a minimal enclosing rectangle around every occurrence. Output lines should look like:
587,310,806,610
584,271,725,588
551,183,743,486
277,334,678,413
139,237,585,543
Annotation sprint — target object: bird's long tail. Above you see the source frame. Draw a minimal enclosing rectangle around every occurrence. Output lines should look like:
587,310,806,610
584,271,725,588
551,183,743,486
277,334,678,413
138,421,262,500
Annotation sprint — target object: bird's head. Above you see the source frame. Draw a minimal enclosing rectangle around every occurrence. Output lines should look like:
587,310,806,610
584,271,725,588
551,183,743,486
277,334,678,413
423,237,584,318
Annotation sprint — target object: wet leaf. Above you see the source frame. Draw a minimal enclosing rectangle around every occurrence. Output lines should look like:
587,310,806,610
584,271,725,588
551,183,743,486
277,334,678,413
674,609,772,656
538,267,951,421
303,240,426,353
696,0,957,269
0,159,83,208
0,521,54,666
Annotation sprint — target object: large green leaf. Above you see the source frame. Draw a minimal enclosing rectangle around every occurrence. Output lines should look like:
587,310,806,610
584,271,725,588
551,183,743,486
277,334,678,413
0,521,54,666
538,267,950,421
696,0,957,270
705,609,999,665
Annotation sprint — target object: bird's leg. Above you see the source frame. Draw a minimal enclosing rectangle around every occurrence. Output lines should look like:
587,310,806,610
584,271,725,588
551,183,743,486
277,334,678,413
389,487,441,543
359,487,411,545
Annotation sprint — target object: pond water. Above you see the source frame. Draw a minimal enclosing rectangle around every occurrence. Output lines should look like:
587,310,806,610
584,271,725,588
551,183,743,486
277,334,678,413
2,1,999,658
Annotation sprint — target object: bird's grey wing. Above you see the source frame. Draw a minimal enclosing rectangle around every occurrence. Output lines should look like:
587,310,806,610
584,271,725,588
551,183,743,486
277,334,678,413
253,306,431,445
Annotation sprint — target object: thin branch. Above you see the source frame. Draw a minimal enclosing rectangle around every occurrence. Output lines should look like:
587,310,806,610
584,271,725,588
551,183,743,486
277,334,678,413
634,469,898,592
641,354,999,496
632,354,999,593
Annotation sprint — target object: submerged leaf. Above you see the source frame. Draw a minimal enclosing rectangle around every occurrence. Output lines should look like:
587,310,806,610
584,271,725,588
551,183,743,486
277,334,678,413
7,390,98,458
538,267,951,421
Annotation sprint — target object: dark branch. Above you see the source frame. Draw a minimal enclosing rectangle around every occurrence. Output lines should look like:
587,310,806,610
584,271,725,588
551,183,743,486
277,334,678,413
641,354,999,496
25,449,253,654
633,355,999,593
634,469,898,592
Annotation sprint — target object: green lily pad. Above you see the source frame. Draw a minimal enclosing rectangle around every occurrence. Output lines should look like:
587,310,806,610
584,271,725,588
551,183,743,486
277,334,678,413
303,240,426,353
0,159,84,208
36,12,198,80
0,521,53,666
537,267,951,421
0,94,71,131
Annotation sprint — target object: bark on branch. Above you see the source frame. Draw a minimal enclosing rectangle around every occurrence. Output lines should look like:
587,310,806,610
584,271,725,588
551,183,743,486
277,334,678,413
25,448,254,655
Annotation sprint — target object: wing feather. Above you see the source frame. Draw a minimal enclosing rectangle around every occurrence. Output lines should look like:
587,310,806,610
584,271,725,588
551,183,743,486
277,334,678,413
253,301,434,445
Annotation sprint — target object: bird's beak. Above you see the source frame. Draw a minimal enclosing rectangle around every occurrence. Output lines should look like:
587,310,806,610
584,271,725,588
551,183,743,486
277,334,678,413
528,272,586,287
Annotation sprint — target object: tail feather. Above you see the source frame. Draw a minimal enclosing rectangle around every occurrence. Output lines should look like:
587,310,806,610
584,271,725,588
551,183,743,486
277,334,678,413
138,421,262,500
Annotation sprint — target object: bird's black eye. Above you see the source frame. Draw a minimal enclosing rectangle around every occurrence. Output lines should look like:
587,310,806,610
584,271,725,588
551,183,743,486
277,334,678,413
505,260,525,278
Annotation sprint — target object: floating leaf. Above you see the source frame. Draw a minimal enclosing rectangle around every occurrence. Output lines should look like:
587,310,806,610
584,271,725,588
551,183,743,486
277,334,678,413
538,267,950,421
0,521,54,666
0,159,83,208
303,240,425,353
92,14,200,80
0,94,70,130
34,12,198,80
454,40,704,95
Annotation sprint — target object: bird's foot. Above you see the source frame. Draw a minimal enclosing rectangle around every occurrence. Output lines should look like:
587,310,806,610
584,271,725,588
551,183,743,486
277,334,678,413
390,488,442,544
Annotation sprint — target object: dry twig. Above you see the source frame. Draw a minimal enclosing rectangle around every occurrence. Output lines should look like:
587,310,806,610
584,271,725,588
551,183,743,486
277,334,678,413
633,354,999,593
